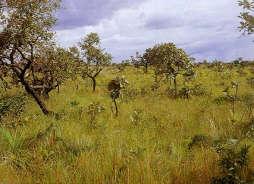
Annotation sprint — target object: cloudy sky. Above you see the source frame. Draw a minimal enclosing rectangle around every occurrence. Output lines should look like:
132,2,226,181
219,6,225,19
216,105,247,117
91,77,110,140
55,0,254,62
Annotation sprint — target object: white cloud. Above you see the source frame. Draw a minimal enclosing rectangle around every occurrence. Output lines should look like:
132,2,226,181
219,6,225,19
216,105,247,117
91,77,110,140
56,0,254,62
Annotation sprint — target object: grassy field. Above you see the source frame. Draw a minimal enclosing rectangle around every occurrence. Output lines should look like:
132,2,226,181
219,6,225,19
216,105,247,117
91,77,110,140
0,64,254,183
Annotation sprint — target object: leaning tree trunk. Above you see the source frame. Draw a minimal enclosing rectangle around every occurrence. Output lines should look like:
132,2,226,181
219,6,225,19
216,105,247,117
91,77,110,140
20,78,50,115
42,90,50,100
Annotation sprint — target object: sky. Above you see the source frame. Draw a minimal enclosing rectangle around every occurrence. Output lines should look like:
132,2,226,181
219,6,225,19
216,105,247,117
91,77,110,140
55,0,254,62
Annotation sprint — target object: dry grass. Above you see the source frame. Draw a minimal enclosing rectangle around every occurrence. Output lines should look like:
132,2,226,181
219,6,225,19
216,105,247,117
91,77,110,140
0,65,253,183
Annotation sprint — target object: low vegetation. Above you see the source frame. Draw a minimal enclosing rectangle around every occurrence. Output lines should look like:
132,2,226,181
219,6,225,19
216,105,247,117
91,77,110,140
0,0,254,183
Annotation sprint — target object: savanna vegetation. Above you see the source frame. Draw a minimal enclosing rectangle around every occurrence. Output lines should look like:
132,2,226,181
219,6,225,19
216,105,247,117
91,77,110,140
0,0,254,183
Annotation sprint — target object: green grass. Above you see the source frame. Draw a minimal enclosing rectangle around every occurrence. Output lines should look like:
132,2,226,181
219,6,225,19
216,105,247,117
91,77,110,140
0,65,254,183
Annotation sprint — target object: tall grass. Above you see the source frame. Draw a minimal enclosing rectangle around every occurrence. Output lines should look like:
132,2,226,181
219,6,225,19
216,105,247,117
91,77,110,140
0,65,253,183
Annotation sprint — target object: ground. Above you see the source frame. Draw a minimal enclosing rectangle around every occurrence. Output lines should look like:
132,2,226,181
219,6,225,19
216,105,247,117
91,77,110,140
0,64,254,184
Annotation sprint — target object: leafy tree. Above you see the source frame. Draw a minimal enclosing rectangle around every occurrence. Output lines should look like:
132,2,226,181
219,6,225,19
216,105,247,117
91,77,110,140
0,0,60,115
28,47,74,99
67,46,83,90
239,0,254,34
79,33,112,92
143,43,193,96
141,49,151,73
131,51,150,73
0,65,9,91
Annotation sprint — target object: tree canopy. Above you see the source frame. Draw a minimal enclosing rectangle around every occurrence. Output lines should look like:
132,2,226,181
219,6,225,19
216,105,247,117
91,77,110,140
0,0,61,114
79,32,112,91
239,0,254,34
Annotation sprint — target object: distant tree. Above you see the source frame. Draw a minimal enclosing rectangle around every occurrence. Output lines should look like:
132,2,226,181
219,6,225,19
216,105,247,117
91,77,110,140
144,43,193,96
117,59,130,72
233,57,244,65
79,33,112,92
130,52,142,69
239,0,254,34
67,46,84,90
141,50,151,73
0,0,60,115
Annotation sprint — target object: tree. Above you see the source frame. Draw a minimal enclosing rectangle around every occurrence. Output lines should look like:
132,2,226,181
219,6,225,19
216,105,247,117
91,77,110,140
0,65,9,91
79,33,112,92
68,46,83,90
239,0,254,34
144,43,193,97
131,52,141,69
108,76,129,117
0,0,60,115
28,47,74,99
141,50,151,73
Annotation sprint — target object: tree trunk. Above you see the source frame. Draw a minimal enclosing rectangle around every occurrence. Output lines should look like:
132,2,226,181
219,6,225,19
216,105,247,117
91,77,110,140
42,90,50,100
20,78,50,115
173,76,177,97
144,63,148,73
113,99,118,117
91,77,96,92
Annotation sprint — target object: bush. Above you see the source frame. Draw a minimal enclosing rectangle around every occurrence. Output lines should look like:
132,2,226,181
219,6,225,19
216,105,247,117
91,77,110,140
191,84,208,96
121,86,139,101
188,134,212,149
178,87,191,99
214,96,233,105
211,145,251,184
86,102,105,127
0,95,27,123
238,119,254,139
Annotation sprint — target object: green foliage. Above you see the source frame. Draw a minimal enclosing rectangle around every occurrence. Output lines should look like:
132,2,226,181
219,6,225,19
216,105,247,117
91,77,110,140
238,0,254,34
0,127,23,152
239,119,254,138
143,42,194,96
188,134,212,149
0,0,61,115
0,95,27,122
79,32,112,91
0,63,253,183
211,145,250,184
144,43,192,76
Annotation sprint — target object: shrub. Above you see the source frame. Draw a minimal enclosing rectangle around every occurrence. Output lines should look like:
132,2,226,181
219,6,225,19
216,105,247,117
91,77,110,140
188,134,212,149
130,109,144,126
191,84,208,96
238,119,254,139
211,145,251,184
214,96,233,105
178,87,191,99
86,102,105,127
0,95,27,124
